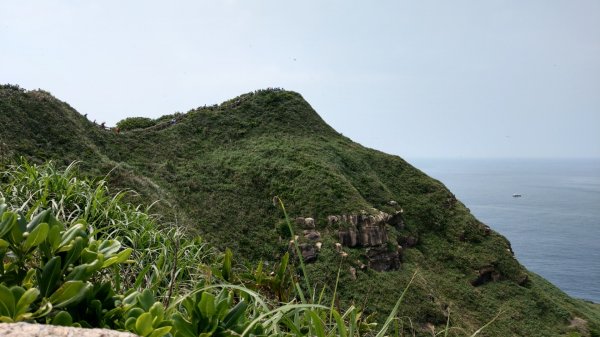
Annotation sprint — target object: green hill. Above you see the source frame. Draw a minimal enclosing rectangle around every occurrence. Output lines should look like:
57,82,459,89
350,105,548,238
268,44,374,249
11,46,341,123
1,83,598,336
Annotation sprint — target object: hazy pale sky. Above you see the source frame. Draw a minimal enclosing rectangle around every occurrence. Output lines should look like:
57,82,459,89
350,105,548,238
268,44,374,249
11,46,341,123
1,1,599,159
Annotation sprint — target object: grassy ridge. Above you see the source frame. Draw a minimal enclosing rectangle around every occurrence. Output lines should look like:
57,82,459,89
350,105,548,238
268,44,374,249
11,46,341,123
1,84,599,336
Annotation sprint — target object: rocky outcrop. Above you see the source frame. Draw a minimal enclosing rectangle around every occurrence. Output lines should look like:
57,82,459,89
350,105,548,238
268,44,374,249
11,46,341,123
299,243,318,262
287,222,321,263
338,227,358,247
472,264,529,287
295,217,315,229
294,210,406,271
365,246,402,272
289,240,319,263
303,230,321,241
349,267,357,280
359,224,387,246
0,323,138,337
518,274,530,286
330,211,404,272
387,210,405,230
336,211,390,248
471,265,501,286
483,225,491,236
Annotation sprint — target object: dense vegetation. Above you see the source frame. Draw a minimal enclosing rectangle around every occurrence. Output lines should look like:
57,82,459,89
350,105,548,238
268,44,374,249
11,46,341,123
0,161,404,336
116,117,157,131
1,83,599,336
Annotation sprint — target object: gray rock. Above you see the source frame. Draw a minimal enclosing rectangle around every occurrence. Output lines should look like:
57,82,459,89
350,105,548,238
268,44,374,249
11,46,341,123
335,211,392,248
299,243,318,263
304,217,315,229
388,211,405,230
483,226,491,236
303,230,321,241
349,267,357,280
358,225,387,246
0,323,139,337
471,266,501,286
338,227,358,247
365,246,401,272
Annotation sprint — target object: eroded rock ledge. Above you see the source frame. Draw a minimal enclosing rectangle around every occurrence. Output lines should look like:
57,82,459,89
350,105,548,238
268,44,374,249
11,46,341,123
293,208,406,272
332,211,404,271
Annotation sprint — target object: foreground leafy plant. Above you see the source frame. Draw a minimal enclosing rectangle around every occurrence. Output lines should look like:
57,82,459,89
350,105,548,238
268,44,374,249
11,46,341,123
0,199,128,318
0,160,216,298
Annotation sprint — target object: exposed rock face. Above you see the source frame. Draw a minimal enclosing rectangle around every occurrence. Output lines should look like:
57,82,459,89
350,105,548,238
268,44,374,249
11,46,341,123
297,211,405,270
349,267,357,280
332,211,403,271
387,211,405,230
299,243,318,262
336,212,390,248
338,227,358,247
288,218,322,263
365,246,401,272
0,323,138,337
304,217,315,229
327,215,339,225
518,274,530,286
303,230,321,241
359,224,387,246
569,317,590,336
471,265,501,286
295,217,315,229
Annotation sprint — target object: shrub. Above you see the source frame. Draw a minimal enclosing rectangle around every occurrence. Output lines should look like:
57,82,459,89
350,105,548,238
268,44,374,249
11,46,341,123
0,160,216,295
0,200,132,325
116,117,156,131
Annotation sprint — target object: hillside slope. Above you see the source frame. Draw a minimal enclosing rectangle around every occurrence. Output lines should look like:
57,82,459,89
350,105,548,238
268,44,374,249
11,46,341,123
1,84,598,336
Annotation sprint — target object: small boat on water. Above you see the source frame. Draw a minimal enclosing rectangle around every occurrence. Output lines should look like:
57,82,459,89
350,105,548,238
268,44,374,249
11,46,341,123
512,194,522,198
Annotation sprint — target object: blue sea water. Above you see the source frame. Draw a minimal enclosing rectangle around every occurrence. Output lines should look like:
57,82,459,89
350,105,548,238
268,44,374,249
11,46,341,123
411,158,600,303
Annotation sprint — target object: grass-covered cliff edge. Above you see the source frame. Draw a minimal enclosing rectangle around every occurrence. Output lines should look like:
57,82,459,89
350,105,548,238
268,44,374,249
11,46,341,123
1,84,599,336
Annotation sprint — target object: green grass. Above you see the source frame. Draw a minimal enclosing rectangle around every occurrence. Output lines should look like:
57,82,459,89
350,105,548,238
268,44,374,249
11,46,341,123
1,84,599,336
0,160,216,299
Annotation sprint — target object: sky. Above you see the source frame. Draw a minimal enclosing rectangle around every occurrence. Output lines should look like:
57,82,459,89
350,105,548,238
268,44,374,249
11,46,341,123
1,1,599,159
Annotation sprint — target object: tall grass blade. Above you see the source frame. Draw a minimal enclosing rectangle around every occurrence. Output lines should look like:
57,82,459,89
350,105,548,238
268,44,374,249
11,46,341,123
375,270,418,337
274,196,313,301
470,310,503,337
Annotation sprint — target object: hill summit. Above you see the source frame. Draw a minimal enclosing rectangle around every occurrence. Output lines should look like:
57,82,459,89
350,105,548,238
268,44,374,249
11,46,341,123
1,84,599,336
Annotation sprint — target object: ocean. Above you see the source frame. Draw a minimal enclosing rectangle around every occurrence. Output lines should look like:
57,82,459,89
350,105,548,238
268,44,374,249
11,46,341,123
411,158,600,303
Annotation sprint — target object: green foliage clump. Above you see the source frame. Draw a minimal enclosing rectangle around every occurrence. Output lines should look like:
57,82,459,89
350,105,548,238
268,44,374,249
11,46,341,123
0,199,133,325
116,117,157,131
0,160,216,297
